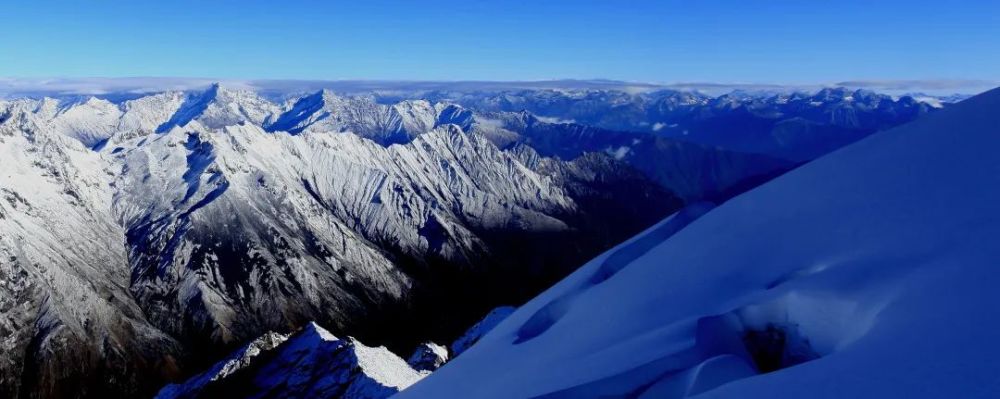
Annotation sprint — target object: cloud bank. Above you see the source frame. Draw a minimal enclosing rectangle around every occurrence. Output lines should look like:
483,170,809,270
0,77,994,99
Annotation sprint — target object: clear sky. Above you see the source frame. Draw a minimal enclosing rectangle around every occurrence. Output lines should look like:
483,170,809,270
2,0,998,83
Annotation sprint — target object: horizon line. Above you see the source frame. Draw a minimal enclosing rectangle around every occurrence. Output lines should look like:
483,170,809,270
1,77,996,97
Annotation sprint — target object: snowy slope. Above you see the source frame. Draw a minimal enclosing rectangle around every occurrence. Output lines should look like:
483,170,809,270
265,90,448,144
0,106,183,398
112,121,577,348
398,89,1000,398
43,97,123,148
156,322,427,399
449,306,516,357
156,83,278,133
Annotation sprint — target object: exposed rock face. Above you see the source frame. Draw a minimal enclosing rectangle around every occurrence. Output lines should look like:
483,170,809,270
407,342,449,372
156,322,427,399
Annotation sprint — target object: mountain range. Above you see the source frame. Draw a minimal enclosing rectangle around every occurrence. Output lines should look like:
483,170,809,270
399,86,1000,399
0,84,942,398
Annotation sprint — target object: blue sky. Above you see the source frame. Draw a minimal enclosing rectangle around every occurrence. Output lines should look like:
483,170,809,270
2,0,998,83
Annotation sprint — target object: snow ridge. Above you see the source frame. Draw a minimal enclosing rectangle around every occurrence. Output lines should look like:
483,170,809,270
156,322,427,399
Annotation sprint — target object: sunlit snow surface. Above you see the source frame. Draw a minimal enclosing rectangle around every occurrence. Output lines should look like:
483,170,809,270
398,89,1000,398
156,323,427,399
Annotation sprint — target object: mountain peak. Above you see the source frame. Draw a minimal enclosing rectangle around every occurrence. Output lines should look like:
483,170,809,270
156,322,427,399
299,321,339,342
155,82,277,132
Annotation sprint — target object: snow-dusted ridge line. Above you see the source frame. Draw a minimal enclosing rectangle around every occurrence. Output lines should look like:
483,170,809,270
397,89,1000,398
156,304,518,399
6,82,941,164
2,82,689,397
156,322,427,399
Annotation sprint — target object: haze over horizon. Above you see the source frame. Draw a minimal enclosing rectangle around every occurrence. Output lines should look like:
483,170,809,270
1,77,995,98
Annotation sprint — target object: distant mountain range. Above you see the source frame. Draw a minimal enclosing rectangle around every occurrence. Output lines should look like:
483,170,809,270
0,84,941,398
1,77,990,99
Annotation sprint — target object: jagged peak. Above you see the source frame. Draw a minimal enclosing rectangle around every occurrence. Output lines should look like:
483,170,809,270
418,123,467,140
294,88,348,106
183,82,268,106
53,96,119,115
393,98,433,108
35,97,61,113
298,321,339,342
195,82,248,102
153,83,276,133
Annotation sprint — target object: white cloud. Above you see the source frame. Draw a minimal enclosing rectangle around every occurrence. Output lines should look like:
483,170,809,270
534,115,575,124
1,77,993,99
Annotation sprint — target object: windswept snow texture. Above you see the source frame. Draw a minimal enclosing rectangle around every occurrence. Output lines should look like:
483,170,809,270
156,322,427,399
399,89,1000,399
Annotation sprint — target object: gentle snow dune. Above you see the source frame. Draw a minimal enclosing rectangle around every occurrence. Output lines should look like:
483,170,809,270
398,88,1000,398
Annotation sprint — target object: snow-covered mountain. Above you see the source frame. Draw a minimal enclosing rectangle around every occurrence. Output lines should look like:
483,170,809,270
155,322,427,399
0,84,929,398
115,119,591,351
265,90,461,145
158,304,517,399
398,88,1000,398
418,87,938,161
476,112,789,201
0,102,184,398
